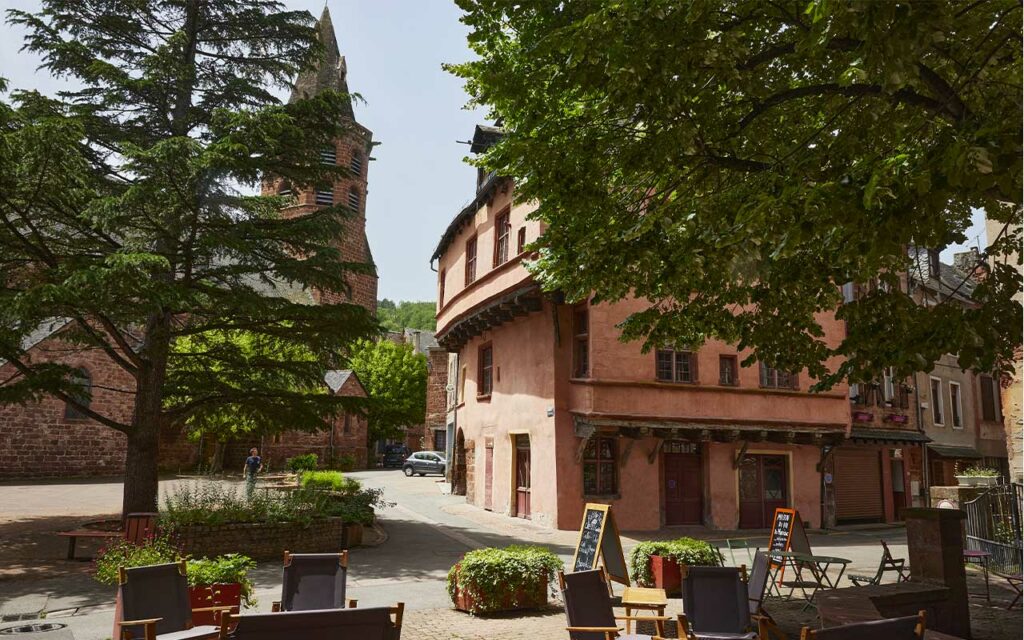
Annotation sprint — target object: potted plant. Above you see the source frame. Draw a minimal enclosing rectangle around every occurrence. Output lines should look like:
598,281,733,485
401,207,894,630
955,465,1001,487
95,536,256,637
447,545,562,615
628,538,720,595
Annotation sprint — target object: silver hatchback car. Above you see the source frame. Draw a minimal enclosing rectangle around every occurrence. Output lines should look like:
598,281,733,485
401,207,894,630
402,451,446,477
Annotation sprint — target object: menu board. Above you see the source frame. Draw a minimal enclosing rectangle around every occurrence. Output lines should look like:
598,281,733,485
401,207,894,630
767,507,797,569
571,503,629,585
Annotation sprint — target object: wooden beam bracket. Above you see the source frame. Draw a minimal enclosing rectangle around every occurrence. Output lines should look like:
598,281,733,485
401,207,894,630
647,440,665,464
732,441,750,469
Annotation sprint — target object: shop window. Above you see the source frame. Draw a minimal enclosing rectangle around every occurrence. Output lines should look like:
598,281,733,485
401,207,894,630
656,349,697,383
980,374,1000,422
478,344,493,397
63,368,92,420
930,377,944,425
493,210,511,267
583,437,617,495
759,362,797,389
719,355,738,386
465,236,477,285
573,308,589,378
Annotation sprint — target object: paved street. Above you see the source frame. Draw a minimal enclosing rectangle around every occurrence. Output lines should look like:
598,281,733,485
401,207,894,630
0,471,1020,639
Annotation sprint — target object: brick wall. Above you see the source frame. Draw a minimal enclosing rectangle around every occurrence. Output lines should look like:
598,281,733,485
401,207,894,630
176,517,345,561
0,333,134,479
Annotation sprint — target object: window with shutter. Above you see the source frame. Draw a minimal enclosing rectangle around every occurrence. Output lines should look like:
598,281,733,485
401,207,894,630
315,188,333,205
493,210,511,266
655,349,696,383
465,236,478,285
949,382,963,428
930,377,944,425
719,355,738,386
350,151,362,175
980,375,999,421
573,308,589,378
320,146,337,164
347,187,360,210
759,363,797,389
478,344,493,396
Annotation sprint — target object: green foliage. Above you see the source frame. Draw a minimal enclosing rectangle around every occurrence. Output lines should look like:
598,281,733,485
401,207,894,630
328,453,357,472
300,470,346,491
160,480,385,528
94,537,256,607
628,538,721,588
348,339,428,443
446,545,563,615
450,0,1023,388
0,0,378,513
957,465,1000,477
287,454,319,473
377,300,437,332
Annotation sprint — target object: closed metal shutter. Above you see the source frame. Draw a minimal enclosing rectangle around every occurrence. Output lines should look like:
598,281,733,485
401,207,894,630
834,448,883,522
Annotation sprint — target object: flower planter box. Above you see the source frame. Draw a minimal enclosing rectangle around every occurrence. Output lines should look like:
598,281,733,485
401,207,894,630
649,555,683,595
956,475,999,488
883,413,909,424
451,576,548,614
852,411,874,423
189,583,242,626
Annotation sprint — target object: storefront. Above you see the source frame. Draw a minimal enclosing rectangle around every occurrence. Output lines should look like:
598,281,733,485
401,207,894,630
829,429,929,525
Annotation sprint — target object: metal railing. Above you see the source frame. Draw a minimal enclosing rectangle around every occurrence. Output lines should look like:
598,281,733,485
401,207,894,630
964,482,1023,574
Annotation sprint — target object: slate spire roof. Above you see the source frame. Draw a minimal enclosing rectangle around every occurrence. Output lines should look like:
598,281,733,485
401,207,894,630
289,6,355,120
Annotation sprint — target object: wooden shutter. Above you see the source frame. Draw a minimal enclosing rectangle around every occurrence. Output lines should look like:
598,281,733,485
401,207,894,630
980,376,997,421
834,449,883,522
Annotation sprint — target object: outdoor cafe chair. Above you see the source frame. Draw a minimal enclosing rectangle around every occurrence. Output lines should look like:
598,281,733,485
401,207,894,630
220,604,404,640
271,550,357,612
679,566,766,640
847,540,909,587
747,552,785,640
117,561,227,640
798,610,926,639
559,569,679,640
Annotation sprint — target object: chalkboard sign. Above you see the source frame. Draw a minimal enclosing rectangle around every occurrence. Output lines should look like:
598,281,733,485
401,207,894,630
767,507,796,569
571,503,629,585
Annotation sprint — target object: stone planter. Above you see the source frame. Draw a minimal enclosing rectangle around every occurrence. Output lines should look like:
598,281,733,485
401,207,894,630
176,518,345,561
341,522,364,548
955,475,998,488
451,575,548,615
189,583,242,626
649,555,683,595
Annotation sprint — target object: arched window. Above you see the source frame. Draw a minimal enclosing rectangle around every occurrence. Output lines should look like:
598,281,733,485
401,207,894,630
320,146,337,165
315,187,334,206
64,368,92,420
347,187,360,210
277,181,293,197
350,151,362,175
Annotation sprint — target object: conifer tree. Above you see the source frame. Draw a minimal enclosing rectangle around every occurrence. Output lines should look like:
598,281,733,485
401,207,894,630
0,1,377,514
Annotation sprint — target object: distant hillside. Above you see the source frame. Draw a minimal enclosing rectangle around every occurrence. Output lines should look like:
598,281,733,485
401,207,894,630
378,299,436,332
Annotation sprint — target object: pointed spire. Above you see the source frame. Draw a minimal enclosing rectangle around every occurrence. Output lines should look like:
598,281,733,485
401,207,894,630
289,5,354,119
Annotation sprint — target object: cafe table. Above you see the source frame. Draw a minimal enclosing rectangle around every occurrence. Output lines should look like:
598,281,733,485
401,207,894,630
770,551,851,609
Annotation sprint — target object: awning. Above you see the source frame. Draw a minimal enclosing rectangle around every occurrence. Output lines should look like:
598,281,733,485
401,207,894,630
849,428,931,445
927,443,982,459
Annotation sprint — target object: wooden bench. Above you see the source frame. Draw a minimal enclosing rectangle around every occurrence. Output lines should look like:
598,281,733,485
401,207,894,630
57,529,120,560
57,512,158,560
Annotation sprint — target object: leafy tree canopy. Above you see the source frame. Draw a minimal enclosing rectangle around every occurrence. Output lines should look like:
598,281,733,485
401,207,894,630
378,299,437,332
0,1,377,513
347,338,427,444
451,0,1022,388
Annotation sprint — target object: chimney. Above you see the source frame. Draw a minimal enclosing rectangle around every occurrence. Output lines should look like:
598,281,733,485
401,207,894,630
952,248,986,283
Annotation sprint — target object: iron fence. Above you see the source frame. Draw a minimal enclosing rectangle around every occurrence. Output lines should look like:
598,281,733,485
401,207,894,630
963,483,1023,575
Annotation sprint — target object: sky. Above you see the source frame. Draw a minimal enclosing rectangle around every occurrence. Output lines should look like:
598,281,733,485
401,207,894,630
0,1,987,302
0,0,485,303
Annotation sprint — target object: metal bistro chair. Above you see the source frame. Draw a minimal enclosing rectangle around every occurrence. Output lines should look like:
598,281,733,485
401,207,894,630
747,551,785,640
847,540,909,587
559,570,678,640
799,610,926,639
272,551,356,612
117,561,227,640
679,566,763,640
725,539,757,568
220,605,404,640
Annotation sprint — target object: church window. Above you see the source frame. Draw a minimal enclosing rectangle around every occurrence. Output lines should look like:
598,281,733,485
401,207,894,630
315,187,333,205
277,181,292,197
350,151,362,175
347,187,360,210
320,146,337,164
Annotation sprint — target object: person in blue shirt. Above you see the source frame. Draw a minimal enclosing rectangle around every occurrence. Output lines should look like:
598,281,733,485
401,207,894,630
243,447,262,497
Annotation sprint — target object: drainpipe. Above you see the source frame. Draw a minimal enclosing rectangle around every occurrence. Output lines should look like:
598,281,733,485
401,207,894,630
915,373,930,506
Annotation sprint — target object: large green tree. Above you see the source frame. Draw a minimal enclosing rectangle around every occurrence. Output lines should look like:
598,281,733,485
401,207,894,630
451,0,1022,388
348,339,427,446
0,1,377,514
377,299,437,332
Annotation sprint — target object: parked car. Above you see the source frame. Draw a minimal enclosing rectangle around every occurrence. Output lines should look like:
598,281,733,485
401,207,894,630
403,451,446,477
381,444,410,468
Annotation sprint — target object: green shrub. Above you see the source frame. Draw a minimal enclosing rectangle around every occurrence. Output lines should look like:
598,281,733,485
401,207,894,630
628,538,721,587
319,485,387,525
958,465,1000,477
161,481,324,528
329,454,357,472
300,470,345,491
446,545,563,615
93,536,256,606
286,453,318,473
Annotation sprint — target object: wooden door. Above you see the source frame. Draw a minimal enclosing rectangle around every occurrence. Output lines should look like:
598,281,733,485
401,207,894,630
739,454,789,529
484,440,494,511
515,435,531,519
891,457,906,521
664,453,702,525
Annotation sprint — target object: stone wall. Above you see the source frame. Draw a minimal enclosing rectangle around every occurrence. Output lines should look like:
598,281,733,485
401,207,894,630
176,517,345,561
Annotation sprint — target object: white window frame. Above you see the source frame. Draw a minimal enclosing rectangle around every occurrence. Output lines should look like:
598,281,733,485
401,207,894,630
949,381,963,429
930,377,945,426
882,367,896,403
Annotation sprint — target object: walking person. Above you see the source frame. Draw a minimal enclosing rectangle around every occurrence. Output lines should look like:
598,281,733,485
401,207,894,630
243,447,263,498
